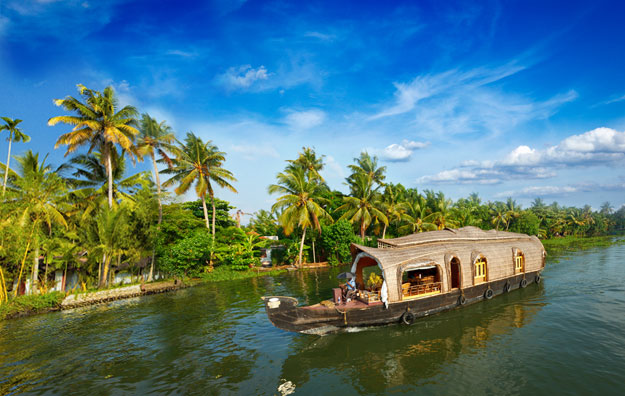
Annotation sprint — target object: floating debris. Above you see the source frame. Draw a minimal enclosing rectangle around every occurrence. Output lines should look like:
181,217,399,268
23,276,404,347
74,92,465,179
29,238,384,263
278,379,296,395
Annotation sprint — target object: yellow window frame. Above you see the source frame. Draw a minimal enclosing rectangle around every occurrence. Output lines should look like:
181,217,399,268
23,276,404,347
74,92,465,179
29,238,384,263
515,255,524,271
474,258,486,281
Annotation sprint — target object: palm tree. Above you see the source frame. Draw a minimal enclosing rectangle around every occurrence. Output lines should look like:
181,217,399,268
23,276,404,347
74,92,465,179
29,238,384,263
286,146,325,182
163,132,237,237
1,117,30,197
490,202,509,231
399,195,436,234
268,167,332,266
92,205,129,288
8,151,68,295
49,84,140,209
429,192,458,230
347,152,386,190
600,202,614,215
137,114,175,222
337,173,388,239
504,198,521,230
137,114,175,281
379,184,405,238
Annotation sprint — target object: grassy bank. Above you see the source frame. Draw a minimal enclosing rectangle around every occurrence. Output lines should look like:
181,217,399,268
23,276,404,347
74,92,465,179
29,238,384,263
0,267,288,321
542,235,625,255
199,266,288,282
0,292,65,320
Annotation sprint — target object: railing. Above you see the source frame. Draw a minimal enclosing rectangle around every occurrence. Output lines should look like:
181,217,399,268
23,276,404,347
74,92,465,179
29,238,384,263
402,281,442,298
377,241,395,249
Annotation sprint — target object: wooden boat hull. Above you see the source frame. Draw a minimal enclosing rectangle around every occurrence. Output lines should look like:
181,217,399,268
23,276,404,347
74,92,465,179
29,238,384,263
262,270,542,334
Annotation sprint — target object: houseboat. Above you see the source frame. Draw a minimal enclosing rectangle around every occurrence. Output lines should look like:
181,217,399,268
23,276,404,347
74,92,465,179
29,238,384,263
262,226,546,334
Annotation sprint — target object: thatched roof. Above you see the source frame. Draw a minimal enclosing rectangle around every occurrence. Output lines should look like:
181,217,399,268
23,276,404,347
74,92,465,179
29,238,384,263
376,226,532,249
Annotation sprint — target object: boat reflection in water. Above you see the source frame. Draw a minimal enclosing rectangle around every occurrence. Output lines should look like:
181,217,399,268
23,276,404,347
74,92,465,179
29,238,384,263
279,283,545,393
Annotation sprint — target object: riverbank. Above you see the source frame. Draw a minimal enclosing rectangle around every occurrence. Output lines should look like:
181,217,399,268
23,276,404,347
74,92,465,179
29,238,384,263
542,234,625,255
0,266,289,321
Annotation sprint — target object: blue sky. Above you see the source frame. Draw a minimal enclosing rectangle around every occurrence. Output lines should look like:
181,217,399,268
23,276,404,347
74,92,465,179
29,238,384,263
2,0,625,214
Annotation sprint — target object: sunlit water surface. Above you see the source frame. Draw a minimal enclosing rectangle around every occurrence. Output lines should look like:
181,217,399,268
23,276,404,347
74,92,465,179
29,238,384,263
2,243,625,395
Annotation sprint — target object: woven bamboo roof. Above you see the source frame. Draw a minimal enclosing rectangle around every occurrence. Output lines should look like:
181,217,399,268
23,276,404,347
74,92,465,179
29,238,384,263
377,226,532,248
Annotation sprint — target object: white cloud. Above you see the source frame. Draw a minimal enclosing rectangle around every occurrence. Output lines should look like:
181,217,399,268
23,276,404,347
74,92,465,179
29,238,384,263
377,139,430,162
322,155,346,180
419,127,625,185
283,109,326,130
304,31,336,41
495,182,625,199
594,93,625,107
3,0,126,41
165,49,198,58
216,65,271,90
495,185,579,198
368,63,577,138
231,144,279,161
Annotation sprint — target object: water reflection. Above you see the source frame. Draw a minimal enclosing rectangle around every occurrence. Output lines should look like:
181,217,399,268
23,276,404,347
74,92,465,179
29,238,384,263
281,284,545,392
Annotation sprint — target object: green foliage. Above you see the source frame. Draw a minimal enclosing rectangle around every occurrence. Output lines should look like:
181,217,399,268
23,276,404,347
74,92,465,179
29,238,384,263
509,211,540,236
182,199,235,229
320,220,355,266
214,227,269,270
249,209,278,236
158,202,205,245
159,230,212,277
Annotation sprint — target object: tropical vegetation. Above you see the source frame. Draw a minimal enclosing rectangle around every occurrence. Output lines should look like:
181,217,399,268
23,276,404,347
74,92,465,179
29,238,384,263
1,83,624,311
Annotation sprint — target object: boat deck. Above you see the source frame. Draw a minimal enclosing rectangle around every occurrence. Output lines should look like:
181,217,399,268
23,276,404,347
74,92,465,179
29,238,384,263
305,299,382,310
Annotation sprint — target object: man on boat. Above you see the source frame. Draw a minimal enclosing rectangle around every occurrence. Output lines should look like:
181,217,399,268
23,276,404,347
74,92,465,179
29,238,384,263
341,277,357,302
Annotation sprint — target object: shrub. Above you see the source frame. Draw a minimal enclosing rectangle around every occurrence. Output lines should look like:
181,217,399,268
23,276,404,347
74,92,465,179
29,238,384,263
158,231,212,277
320,220,355,266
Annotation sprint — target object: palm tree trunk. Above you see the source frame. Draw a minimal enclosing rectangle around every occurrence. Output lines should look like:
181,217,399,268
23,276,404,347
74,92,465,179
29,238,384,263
382,223,387,239
100,255,111,289
201,195,210,229
360,219,366,240
312,238,316,263
31,239,40,295
0,266,7,303
2,133,13,197
297,226,307,268
148,153,162,282
15,221,36,297
151,153,163,224
210,194,217,268
107,148,113,209
210,194,217,237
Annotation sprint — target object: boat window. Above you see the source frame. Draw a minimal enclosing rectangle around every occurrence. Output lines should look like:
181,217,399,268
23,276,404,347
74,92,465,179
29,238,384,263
474,256,487,284
401,266,442,299
515,250,525,273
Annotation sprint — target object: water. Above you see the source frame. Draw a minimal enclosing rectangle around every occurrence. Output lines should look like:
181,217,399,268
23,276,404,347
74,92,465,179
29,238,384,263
2,244,625,395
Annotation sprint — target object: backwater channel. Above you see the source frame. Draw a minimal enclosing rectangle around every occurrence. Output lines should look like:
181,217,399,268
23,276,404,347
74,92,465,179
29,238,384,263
2,242,625,395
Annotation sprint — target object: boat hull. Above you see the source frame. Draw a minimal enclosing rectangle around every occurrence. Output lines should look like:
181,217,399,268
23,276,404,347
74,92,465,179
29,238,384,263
262,270,542,334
